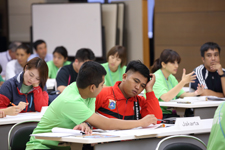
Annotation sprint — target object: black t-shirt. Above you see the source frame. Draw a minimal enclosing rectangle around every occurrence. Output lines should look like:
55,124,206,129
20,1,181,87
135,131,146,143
191,64,225,93
56,63,78,87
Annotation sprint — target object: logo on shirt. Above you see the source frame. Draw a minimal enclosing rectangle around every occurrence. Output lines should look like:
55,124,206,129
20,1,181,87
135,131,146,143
108,99,116,109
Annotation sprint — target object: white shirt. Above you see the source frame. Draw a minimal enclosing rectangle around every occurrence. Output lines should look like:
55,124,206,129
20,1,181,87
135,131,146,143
28,53,53,62
0,51,12,76
5,60,23,80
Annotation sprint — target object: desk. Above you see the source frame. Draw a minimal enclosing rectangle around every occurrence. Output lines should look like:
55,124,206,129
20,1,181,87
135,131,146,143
34,119,212,150
159,101,223,119
0,112,43,150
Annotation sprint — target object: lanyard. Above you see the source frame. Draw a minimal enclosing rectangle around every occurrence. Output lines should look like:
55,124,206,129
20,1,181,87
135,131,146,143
108,65,121,86
160,70,176,100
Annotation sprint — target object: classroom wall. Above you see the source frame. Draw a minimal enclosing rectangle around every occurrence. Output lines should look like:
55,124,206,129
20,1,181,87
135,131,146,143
9,0,146,63
111,0,144,63
8,0,68,42
154,0,225,80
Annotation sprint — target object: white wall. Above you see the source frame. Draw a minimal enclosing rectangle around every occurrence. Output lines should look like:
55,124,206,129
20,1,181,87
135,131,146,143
8,0,144,61
111,0,144,62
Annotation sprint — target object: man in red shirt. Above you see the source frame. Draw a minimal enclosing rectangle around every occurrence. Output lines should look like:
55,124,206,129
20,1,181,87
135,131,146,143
96,60,162,121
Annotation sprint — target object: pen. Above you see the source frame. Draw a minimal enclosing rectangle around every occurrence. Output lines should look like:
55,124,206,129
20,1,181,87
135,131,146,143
157,119,164,122
10,102,16,106
177,101,191,104
80,131,85,135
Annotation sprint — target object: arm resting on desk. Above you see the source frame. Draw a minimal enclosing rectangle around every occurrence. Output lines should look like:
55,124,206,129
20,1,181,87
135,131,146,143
200,89,225,98
86,113,157,130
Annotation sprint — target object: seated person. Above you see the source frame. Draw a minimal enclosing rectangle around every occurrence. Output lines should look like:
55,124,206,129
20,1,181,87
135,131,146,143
191,42,225,97
0,57,49,116
28,39,53,62
5,44,31,80
101,45,127,86
207,102,225,150
0,41,21,76
0,64,4,86
47,46,70,79
151,49,204,119
96,60,162,121
56,48,95,93
26,61,157,150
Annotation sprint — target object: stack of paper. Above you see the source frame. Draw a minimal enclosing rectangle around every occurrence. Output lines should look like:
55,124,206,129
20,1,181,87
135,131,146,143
206,96,225,101
31,127,83,138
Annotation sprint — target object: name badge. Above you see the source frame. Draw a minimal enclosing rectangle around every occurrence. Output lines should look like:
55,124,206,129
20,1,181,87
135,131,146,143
174,116,202,129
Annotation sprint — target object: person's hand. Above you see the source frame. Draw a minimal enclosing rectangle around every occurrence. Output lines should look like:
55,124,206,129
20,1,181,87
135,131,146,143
32,82,40,88
211,63,223,75
145,74,155,93
18,102,29,111
73,123,92,135
181,69,196,85
4,106,21,116
139,114,157,128
0,110,6,118
194,84,205,96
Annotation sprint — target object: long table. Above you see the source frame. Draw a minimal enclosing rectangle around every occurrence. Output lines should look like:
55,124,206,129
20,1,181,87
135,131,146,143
159,100,223,119
34,119,213,150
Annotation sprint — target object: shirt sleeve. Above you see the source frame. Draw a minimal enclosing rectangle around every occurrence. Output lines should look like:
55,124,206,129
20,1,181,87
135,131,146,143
56,67,70,87
153,75,169,99
0,81,12,108
139,92,163,121
5,61,15,80
33,86,49,112
171,76,185,98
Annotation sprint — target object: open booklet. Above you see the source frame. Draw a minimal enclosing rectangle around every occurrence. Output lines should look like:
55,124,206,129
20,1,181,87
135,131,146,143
31,127,119,138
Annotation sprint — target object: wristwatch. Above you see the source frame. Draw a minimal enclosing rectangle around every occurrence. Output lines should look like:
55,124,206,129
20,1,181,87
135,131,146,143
219,73,225,78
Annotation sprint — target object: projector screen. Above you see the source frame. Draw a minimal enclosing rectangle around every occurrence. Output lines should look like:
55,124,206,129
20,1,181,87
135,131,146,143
32,3,103,57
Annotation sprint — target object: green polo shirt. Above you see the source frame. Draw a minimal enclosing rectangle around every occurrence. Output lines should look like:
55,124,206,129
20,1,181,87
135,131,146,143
102,62,126,86
153,69,185,114
26,82,95,150
207,102,225,150
47,61,71,79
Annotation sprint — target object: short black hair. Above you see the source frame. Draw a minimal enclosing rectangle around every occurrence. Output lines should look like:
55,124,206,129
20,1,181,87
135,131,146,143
53,46,68,59
33,39,46,51
200,42,221,57
77,61,106,89
75,48,95,62
126,60,150,82
16,43,31,54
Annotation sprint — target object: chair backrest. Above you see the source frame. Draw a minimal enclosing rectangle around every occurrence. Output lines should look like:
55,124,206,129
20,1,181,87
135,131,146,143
8,121,39,150
155,135,207,150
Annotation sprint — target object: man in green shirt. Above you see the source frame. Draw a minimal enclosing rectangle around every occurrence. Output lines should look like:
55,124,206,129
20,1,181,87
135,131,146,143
26,61,157,150
207,102,225,150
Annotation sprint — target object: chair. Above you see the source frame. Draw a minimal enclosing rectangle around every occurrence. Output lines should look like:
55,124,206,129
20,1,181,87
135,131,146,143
8,121,39,150
155,135,207,150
